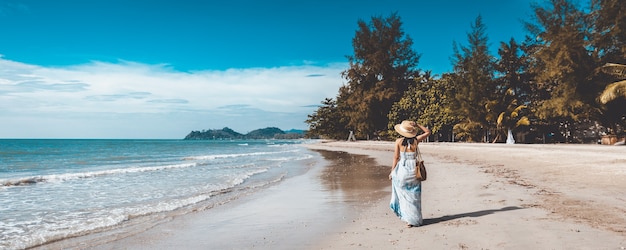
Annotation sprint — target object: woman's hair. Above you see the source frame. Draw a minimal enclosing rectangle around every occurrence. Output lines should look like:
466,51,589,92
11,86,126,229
401,137,416,146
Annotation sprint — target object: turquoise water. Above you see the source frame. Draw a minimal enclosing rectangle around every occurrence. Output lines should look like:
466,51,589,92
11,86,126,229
0,139,316,249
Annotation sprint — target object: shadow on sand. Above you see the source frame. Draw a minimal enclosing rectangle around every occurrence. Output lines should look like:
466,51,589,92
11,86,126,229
423,206,524,226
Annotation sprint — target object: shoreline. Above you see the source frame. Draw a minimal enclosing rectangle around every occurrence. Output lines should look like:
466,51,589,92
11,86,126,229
35,143,391,250
34,141,626,249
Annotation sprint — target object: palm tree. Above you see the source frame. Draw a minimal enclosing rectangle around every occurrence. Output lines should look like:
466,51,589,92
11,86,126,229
499,105,530,144
453,119,482,142
485,89,530,144
599,80,626,104
598,63,626,136
600,63,626,103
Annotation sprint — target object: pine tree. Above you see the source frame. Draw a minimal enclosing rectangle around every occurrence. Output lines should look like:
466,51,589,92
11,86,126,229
525,0,597,122
590,0,626,135
450,15,496,142
338,13,421,139
305,98,347,139
486,38,532,143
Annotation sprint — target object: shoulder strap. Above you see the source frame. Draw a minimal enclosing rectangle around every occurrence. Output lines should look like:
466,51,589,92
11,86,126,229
415,143,423,161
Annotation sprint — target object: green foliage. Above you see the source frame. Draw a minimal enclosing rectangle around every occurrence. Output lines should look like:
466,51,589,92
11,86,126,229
387,72,457,140
305,98,348,139
306,0,625,143
516,116,531,127
487,89,530,142
245,127,285,139
591,0,626,135
590,0,626,63
184,127,243,139
183,127,297,140
599,79,626,104
525,0,600,122
337,13,421,139
494,39,533,105
453,119,483,142
449,15,496,142
597,63,626,134
484,38,533,142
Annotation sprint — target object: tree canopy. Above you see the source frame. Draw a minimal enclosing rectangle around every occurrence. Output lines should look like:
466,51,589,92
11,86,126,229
306,13,421,140
449,15,496,142
307,0,626,143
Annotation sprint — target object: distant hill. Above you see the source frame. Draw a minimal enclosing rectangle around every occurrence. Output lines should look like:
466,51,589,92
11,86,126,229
183,127,306,140
284,129,305,134
184,127,243,140
245,127,284,139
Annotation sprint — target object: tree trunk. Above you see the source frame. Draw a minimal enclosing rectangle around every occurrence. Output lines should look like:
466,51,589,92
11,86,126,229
491,132,501,143
506,129,515,144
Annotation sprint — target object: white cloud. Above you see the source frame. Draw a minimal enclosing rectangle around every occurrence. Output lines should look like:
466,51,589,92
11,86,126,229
0,58,346,138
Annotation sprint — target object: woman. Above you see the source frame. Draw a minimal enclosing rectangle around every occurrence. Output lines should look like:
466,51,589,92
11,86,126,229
389,120,431,227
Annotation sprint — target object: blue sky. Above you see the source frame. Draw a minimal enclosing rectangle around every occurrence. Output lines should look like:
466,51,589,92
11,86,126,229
0,0,539,139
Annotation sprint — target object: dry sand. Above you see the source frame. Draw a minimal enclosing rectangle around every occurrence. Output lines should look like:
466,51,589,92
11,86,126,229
307,141,626,249
37,141,626,249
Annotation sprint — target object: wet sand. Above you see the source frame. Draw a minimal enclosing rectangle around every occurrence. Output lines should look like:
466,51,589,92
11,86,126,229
36,141,626,249
35,146,390,250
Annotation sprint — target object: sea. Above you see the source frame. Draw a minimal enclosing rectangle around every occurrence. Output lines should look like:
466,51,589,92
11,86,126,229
0,139,318,249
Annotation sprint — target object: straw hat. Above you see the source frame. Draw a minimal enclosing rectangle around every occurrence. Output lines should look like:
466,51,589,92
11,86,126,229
394,120,418,138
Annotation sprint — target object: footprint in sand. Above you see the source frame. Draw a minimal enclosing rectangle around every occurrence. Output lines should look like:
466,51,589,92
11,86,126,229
443,219,479,227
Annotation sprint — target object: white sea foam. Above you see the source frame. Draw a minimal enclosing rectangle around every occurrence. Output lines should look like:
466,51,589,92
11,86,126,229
0,168,269,249
0,163,197,187
0,139,313,249
183,149,299,161
266,153,314,162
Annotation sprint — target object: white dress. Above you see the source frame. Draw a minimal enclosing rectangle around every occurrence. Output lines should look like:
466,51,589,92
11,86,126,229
389,149,423,226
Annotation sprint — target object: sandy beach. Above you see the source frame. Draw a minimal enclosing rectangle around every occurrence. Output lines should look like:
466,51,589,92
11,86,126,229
308,141,626,249
36,141,625,249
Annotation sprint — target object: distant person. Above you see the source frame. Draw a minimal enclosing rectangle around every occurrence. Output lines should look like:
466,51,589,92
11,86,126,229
389,120,431,227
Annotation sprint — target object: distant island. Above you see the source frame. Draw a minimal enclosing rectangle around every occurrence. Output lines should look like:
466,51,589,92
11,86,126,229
183,127,306,140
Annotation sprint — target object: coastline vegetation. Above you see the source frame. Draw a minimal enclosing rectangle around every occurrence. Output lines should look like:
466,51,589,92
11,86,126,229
305,0,625,144
184,127,305,140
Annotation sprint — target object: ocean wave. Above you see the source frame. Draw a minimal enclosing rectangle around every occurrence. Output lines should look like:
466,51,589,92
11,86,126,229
183,149,299,161
227,168,268,187
266,154,314,162
0,163,197,187
0,167,275,249
0,191,217,250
